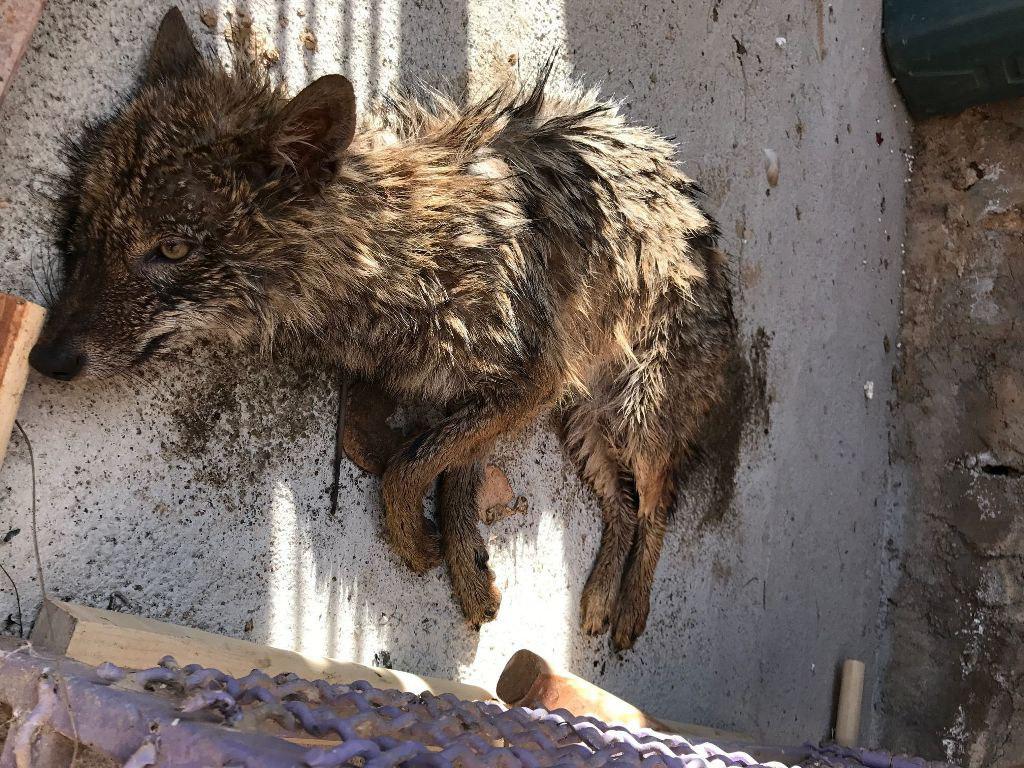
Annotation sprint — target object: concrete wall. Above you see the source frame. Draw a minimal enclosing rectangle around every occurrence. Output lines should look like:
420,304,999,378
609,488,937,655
0,0,909,744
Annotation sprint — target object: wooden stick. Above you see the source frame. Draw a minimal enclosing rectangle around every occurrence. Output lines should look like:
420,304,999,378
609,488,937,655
497,649,752,742
0,293,45,467
32,598,497,701
835,658,865,747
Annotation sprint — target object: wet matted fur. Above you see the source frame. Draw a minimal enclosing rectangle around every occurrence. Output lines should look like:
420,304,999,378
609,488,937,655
32,8,736,649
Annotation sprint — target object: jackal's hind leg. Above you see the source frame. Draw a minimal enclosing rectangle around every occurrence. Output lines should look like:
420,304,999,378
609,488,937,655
612,458,676,651
581,486,638,636
561,402,638,636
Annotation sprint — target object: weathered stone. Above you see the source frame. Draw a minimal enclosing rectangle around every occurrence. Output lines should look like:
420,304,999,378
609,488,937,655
884,101,1024,768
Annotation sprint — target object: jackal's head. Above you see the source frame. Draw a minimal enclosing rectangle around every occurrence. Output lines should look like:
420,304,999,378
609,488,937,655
31,8,356,380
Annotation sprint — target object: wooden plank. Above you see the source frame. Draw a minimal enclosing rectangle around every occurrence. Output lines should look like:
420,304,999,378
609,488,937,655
497,649,753,743
32,598,496,701
0,0,47,104
0,293,45,466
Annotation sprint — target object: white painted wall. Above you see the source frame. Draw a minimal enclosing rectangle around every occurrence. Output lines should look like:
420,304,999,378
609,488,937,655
0,0,909,744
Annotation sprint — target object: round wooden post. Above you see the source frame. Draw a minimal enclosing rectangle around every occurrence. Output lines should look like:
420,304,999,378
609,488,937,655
835,658,866,747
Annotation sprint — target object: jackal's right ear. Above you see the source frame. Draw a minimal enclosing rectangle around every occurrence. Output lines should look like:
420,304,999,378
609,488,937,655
147,7,201,82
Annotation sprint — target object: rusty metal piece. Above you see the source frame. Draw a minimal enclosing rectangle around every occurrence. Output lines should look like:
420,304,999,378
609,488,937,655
478,466,528,525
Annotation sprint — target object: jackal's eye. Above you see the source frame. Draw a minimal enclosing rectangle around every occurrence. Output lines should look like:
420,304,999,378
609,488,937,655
157,239,191,261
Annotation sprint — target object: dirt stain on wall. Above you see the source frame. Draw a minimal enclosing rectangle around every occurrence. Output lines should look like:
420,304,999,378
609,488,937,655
159,345,333,493
684,325,772,532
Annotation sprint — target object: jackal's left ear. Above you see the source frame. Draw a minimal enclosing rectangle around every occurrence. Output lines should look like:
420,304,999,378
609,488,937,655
147,8,202,82
271,75,357,183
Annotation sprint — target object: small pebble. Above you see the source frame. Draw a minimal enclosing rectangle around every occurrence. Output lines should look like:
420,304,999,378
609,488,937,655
300,30,317,52
763,148,780,187
199,8,217,28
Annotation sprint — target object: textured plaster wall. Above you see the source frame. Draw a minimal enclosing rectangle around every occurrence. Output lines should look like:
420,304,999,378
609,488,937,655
0,0,908,745
882,102,1024,768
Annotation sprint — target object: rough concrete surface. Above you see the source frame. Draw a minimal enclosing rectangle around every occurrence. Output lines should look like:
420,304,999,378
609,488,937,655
882,102,1024,767
0,0,908,745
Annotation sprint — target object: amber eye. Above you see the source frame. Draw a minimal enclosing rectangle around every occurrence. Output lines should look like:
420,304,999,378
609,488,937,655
158,239,191,261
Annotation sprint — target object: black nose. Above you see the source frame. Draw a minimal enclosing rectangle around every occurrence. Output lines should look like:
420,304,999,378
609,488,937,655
29,341,87,381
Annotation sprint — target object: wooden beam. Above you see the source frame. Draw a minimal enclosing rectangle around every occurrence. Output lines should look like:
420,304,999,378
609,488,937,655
497,648,753,743
32,598,496,701
0,293,45,467
0,0,47,104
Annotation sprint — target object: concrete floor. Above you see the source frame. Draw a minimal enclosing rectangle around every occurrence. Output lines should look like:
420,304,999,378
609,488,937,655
0,0,909,745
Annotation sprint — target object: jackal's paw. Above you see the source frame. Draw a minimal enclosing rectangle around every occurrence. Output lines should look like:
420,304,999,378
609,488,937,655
580,581,617,636
387,519,443,575
450,546,502,629
610,596,650,651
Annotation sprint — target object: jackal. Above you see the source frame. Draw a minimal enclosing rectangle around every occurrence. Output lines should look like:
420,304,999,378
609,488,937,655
31,8,736,649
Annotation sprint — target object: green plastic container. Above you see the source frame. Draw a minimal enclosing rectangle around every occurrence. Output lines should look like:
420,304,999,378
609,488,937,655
884,0,1024,117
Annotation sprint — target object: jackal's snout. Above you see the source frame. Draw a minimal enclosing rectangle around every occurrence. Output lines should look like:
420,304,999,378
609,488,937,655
29,337,87,381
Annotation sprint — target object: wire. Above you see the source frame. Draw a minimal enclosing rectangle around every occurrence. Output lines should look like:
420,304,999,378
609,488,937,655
0,562,23,637
13,421,45,598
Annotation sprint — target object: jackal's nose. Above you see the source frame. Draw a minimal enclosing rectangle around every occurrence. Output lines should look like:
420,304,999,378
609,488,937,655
29,340,86,381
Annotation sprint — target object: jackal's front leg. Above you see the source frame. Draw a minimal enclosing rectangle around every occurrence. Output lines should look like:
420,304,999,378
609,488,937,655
381,392,547,578
440,461,501,628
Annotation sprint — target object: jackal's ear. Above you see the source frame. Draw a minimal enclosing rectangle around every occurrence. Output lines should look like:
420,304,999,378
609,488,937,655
147,7,201,82
271,75,357,182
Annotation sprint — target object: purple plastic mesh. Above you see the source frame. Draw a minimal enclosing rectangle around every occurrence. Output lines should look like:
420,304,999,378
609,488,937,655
0,641,955,768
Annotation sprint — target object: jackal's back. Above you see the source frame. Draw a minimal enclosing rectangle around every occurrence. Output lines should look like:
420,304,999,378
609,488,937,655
330,67,727,404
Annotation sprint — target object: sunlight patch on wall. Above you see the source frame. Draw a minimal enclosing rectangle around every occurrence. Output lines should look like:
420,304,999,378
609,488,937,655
289,0,402,104
266,480,328,654
474,425,581,667
465,0,569,93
